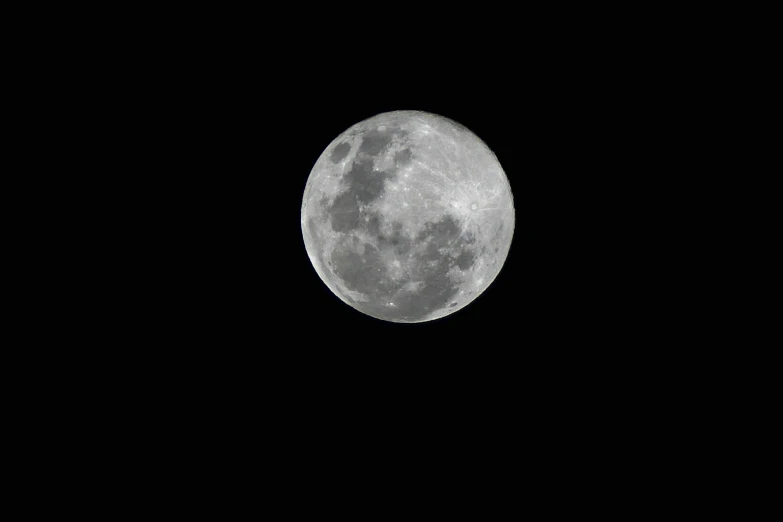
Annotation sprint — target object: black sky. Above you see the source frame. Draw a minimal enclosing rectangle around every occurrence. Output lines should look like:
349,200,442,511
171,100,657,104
118,11,685,398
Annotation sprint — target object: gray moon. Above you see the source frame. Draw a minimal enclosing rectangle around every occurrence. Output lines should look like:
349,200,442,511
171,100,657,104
301,110,514,323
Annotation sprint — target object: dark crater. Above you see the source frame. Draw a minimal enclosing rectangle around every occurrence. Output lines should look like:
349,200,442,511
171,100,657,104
455,249,476,270
394,148,413,165
358,129,393,156
331,245,395,298
377,221,413,256
357,126,408,158
330,142,351,163
327,157,396,233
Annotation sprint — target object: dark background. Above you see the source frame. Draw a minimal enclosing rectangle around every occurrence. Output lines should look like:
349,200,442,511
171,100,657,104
25,6,736,496
108,10,694,383
100,35,680,476
114,59,692,425
58,3,722,436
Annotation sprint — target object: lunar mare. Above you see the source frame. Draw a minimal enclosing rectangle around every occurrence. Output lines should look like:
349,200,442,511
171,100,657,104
301,110,514,323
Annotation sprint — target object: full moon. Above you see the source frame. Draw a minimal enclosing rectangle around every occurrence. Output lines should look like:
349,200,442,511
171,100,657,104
301,110,514,323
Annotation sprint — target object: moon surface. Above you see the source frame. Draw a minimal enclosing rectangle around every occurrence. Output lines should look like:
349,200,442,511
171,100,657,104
301,110,514,323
